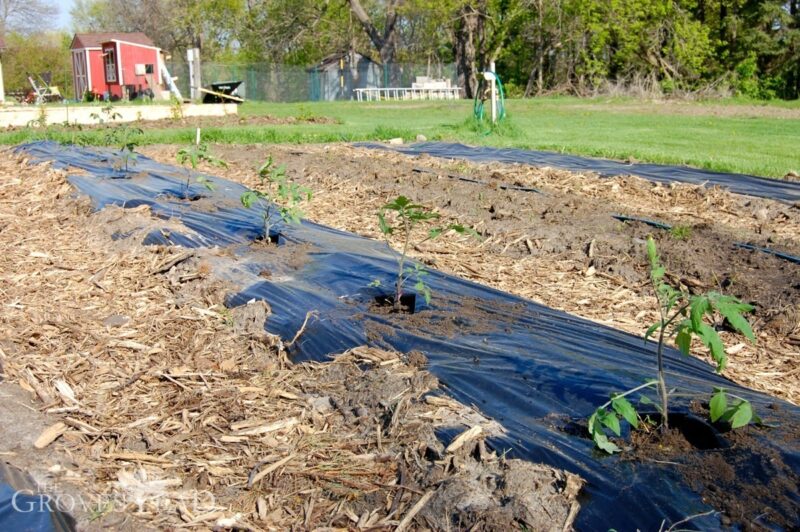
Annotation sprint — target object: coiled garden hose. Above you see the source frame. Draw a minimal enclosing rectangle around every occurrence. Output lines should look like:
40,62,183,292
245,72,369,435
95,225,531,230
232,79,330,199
473,72,507,124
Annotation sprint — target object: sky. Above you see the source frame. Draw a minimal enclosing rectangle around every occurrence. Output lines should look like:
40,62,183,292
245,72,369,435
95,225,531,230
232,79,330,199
57,0,75,31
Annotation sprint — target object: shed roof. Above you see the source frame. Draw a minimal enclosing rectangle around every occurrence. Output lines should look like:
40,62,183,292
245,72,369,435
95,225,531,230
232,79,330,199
311,51,379,72
71,32,156,50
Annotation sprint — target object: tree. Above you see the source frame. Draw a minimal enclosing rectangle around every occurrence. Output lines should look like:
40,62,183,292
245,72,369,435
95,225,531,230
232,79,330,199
0,0,58,35
70,0,244,58
348,0,403,82
451,0,525,98
2,31,73,94
71,0,186,50
238,0,350,65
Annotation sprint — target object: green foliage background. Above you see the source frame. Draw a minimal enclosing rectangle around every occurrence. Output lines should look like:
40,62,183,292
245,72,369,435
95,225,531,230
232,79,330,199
2,31,74,96
4,1,800,100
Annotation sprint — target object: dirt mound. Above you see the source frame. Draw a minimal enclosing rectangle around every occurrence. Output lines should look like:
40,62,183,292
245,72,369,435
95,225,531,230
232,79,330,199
627,406,800,530
422,455,582,531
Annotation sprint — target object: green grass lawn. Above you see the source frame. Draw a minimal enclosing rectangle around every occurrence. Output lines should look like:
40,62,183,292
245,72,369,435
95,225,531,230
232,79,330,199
3,96,798,178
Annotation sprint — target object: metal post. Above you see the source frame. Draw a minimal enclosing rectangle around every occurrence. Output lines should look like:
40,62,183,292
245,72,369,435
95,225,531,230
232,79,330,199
0,57,5,104
489,61,497,123
187,48,201,100
483,70,498,123
187,49,195,100
490,79,497,123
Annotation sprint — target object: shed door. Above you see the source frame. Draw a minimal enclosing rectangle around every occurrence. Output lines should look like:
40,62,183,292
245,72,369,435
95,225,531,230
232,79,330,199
73,51,89,99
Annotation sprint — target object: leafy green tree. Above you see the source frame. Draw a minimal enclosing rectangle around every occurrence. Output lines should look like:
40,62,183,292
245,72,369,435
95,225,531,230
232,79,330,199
2,31,73,95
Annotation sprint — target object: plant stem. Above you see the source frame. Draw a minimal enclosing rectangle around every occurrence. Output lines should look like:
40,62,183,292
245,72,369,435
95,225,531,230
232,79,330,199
651,275,670,431
395,216,410,311
656,302,691,430
656,321,669,430
597,380,658,411
726,392,751,403
262,201,272,241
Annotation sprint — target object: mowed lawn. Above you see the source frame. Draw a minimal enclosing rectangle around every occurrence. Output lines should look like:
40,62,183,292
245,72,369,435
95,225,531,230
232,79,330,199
2,97,798,178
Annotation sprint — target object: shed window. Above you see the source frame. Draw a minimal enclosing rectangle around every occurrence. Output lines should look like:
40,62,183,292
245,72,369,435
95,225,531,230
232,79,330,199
104,49,117,83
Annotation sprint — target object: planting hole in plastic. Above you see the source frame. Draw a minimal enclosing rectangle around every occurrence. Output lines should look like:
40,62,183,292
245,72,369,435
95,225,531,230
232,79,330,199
257,231,282,245
648,413,728,451
373,293,417,314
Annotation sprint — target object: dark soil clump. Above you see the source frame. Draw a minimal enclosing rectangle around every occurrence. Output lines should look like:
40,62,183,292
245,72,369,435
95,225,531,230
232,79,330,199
627,409,800,530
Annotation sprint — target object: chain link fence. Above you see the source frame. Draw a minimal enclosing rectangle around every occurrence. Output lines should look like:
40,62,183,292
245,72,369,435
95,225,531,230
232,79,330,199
165,61,458,102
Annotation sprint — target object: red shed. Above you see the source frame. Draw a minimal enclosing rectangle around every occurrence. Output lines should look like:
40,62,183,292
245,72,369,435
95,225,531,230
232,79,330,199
70,32,163,100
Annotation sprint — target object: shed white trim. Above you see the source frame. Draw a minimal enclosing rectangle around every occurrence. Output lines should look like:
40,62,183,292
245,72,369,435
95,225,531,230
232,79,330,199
108,39,161,52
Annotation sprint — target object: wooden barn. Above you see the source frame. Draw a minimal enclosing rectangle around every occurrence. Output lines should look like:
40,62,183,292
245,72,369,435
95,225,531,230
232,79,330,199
70,32,163,101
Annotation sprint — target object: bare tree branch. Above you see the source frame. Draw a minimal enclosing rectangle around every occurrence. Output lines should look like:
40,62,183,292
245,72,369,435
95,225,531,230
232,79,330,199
0,0,58,35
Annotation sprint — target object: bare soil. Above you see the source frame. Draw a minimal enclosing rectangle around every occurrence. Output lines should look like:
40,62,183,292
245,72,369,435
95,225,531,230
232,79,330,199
625,405,800,531
134,112,340,130
2,112,338,134
141,142,800,404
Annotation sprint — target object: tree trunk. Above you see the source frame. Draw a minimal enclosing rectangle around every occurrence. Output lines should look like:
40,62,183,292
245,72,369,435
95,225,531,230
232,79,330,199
348,0,402,86
536,0,545,94
454,5,480,99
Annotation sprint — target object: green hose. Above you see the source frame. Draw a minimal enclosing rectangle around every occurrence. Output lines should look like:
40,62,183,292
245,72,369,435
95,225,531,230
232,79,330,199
473,72,506,124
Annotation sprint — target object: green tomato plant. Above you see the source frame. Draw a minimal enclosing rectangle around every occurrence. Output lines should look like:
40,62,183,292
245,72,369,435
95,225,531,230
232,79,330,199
102,124,143,173
240,156,311,242
374,196,478,311
176,141,227,197
588,236,757,454
90,103,121,125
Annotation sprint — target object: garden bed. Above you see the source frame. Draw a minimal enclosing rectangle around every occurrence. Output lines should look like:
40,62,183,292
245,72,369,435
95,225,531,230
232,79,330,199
0,153,582,530
142,142,800,404
4,141,799,530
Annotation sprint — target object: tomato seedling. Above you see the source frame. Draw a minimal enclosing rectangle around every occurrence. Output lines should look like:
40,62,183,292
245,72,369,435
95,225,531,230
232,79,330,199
374,195,478,310
589,236,757,453
240,155,311,242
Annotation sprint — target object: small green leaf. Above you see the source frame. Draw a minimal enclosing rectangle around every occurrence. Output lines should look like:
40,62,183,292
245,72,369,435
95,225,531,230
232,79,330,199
588,412,599,437
428,227,443,239
448,223,481,238
729,401,753,429
714,297,756,343
589,408,620,454
240,191,258,208
644,322,660,343
651,265,665,283
419,283,432,304
598,409,621,436
646,236,659,269
689,296,711,331
675,321,692,356
611,395,639,429
377,212,393,235
258,155,273,177
709,388,728,422
697,323,727,371
593,431,621,454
